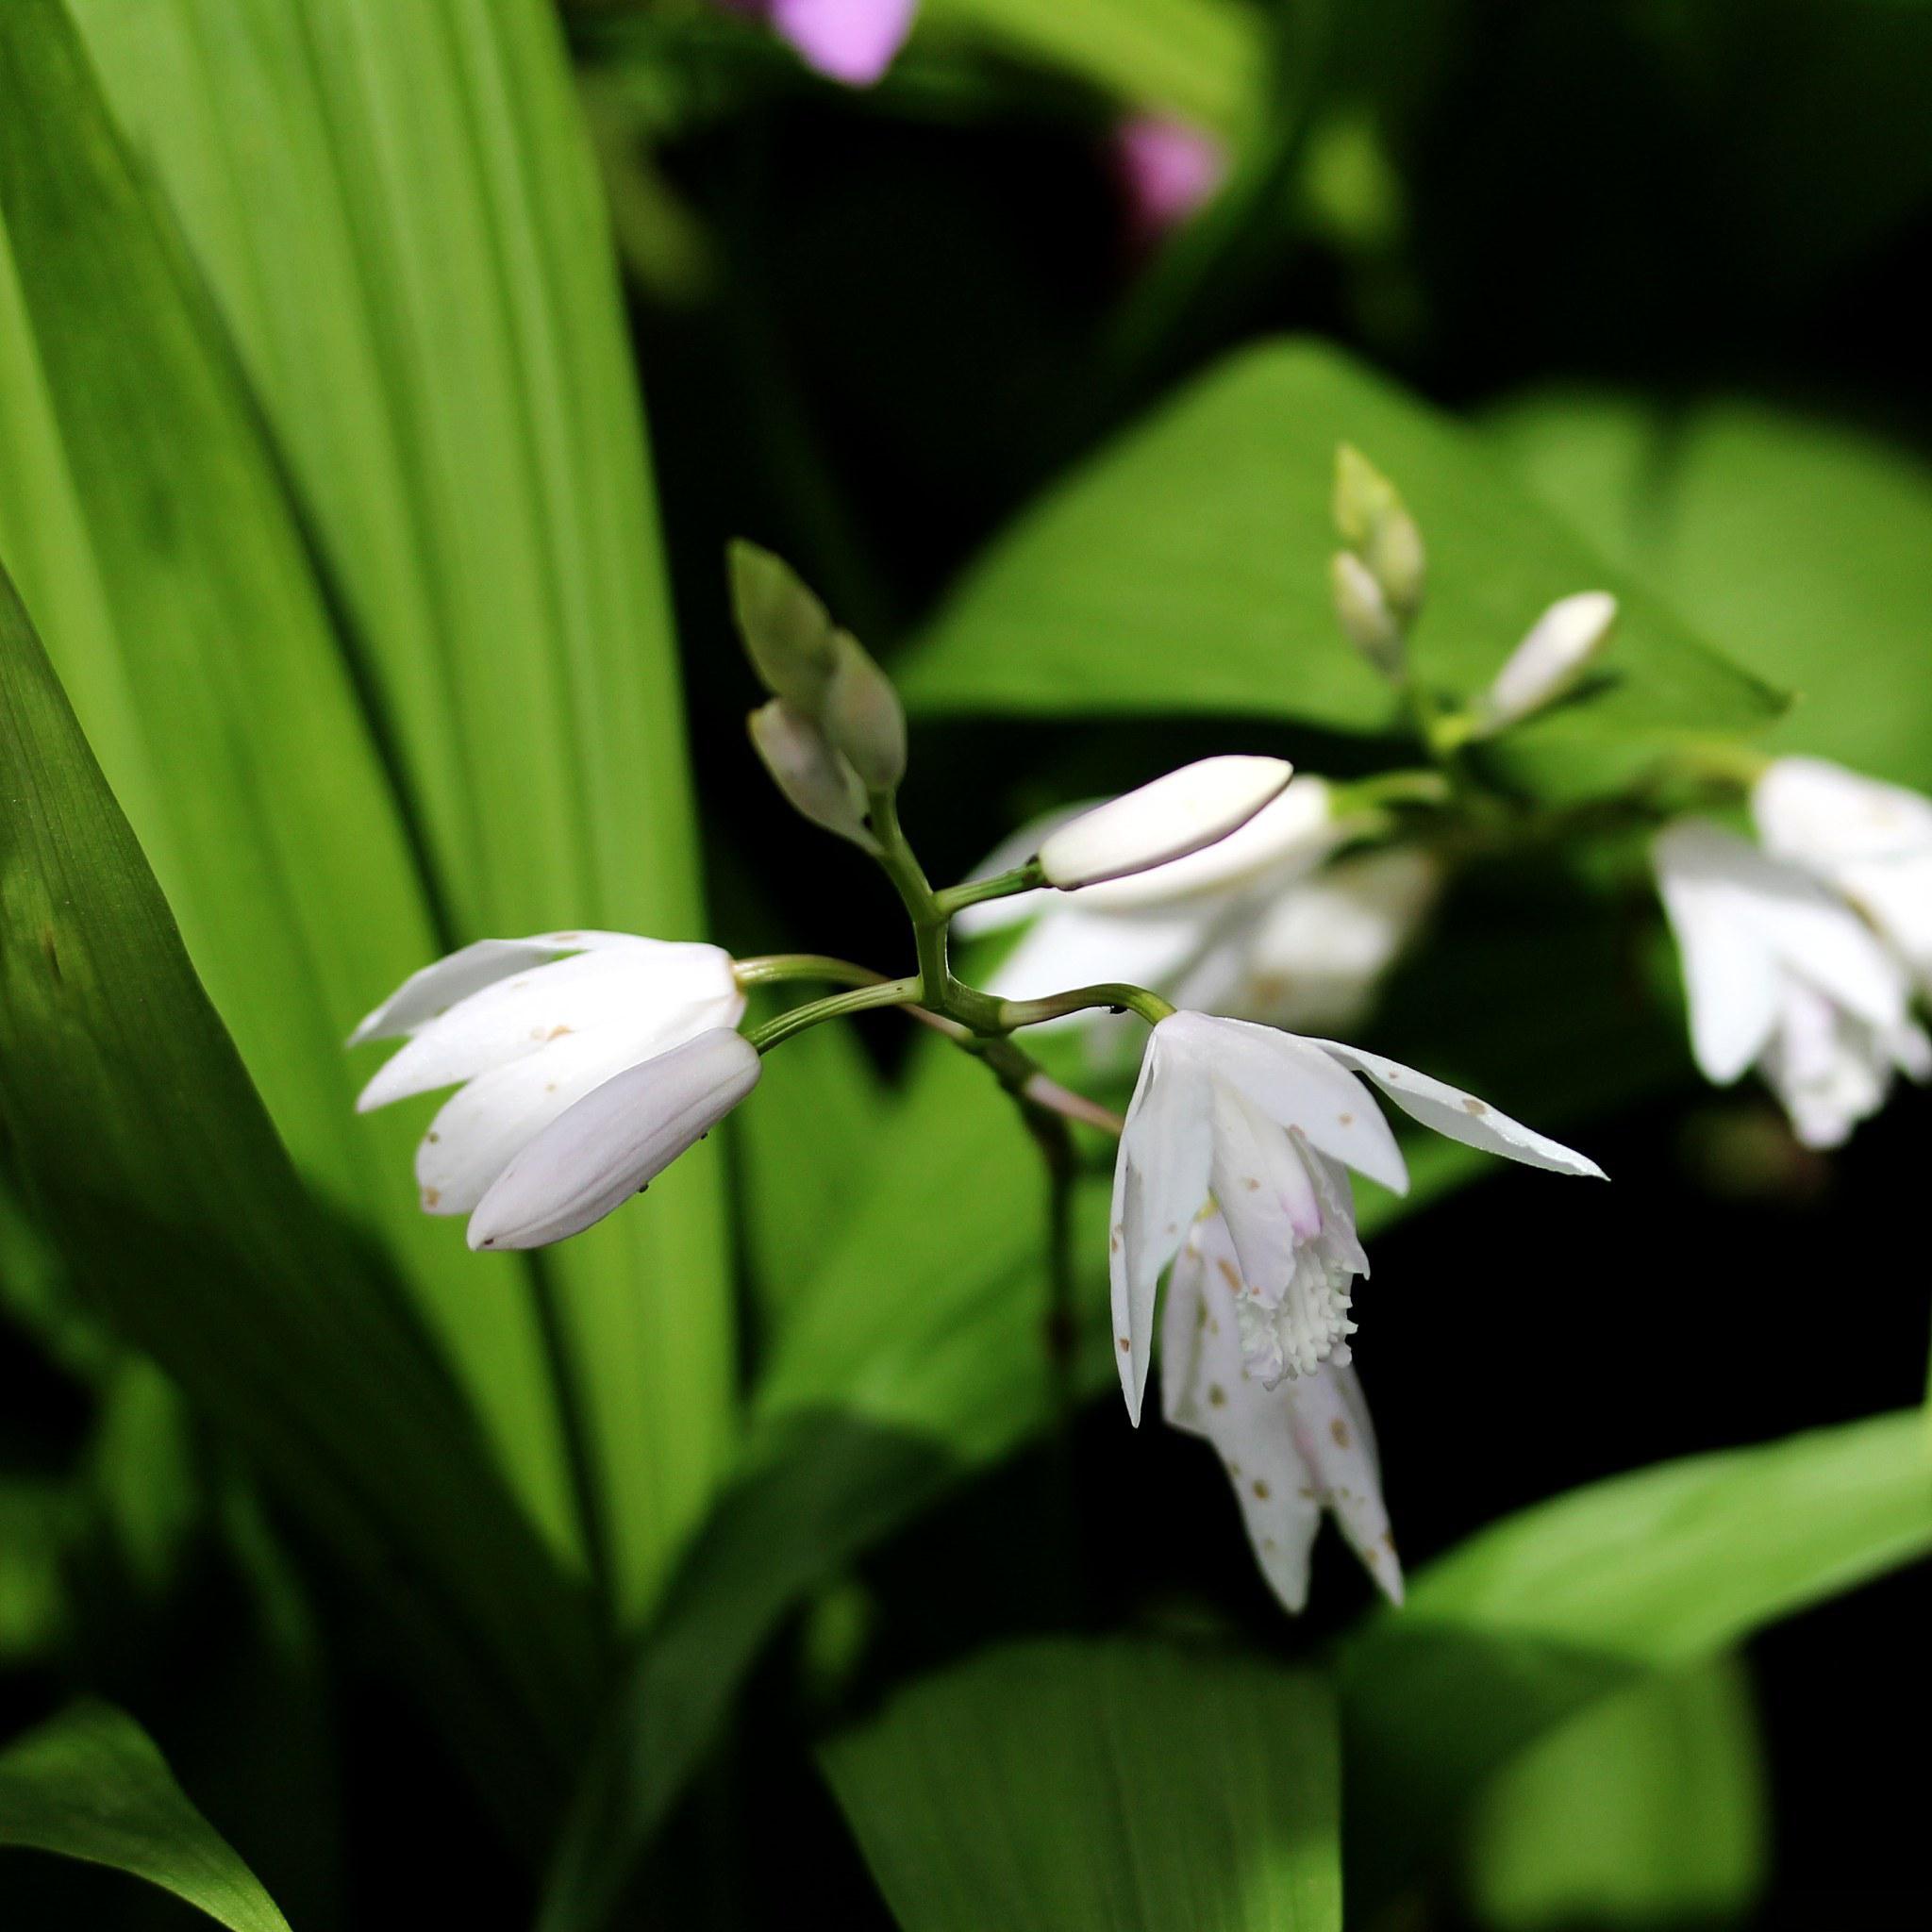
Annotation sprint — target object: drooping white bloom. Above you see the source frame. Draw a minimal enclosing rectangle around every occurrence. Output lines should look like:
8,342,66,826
1109,1010,1603,1423
1754,756,1932,995
353,931,746,1223
1478,591,1619,732
1036,755,1294,890
1161,1211,1400,1611
1653,820,1930,1147
469,1029,761,1250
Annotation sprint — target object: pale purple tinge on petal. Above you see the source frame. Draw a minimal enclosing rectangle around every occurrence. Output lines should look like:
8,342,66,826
1112,114,1230,248
720,0,918,86
347,929,638,1044
468,1029,761,1251
1160,1214,1401,1613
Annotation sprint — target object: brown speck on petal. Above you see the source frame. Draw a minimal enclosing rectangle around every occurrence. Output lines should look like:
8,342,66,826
1208,1383,1227,1407
1252,1479,1271,1500
1462,1095,1488,1115
1262,1536,1277,1551
1216,1258,1242,1293
545,1081,558,1093
1110,1225,1124,1253
1339,1112,1354,1126
423,1188,441,1208
546,1024,573,1041
426,1131,440,1143
1330,1417,1351,1448
1242,1176,1261,1191
1118,1336,1131,1353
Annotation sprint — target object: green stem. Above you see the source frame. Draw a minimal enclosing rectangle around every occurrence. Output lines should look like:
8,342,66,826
733,952,887,991
932,859,1046,920
743,977,921,1054
996,982,1176,1032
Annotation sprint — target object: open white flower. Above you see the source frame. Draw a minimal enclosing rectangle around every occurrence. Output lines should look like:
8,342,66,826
1161,1211,1400,1612
962,777,1431,1037
1109,1010,1603,1423
1754,756,1932,995
353,930,746,1226
1653,820,1930,1147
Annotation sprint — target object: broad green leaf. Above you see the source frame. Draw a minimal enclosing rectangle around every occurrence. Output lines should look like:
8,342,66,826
1491,390,1932,791
0,1481,65,1664
60,0,733,1627
901,341,1782,777
0,558,592,1834
0,1703,291,1932
1462,1657,1768,1932
821,1640,1341,1932
0,0,583,1567
919,0,1269,136
1340,1408,1932,1908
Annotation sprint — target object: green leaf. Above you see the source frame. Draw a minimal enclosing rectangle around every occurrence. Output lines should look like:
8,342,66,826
1340,1408,1932,1910
821,1639,1341,1932
1490,390,1932,791
0,557,592,1837
0,1703,291,1932
1461,1657,1768,1932
919,0,1269,136
901,341,1782,779
0,0,575,1568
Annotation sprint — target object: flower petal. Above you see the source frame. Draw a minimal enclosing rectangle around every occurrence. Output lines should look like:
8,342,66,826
358,941,739,1111
1652,823,1784,1082
1311,1040,1606,1178
1287,1361,1402,1605
347,930,637,1045
1110,1033,1212,1424
1754,756,1932,866
1161,1010,1408,1193
469,1030,760,1250
981,905,1207,1008
414,993,743,1215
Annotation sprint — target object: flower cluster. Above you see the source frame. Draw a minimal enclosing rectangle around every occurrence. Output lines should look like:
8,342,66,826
352,451,1928,1619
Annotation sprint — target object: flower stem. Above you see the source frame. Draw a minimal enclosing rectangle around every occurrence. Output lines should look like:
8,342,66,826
733,952,889,991
995,982,1176,1032
743,977,924,1054
931,859,1045,920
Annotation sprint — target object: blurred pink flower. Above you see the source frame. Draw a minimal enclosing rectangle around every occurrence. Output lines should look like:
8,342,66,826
1112,114,1229,243
719,0,917,86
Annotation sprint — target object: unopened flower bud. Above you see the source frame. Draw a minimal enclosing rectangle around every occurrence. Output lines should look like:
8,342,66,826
1330,551,1403,677
468,1028,761,1250
727,540,838,713
747,699,878,852
1332,443,1403,550
1481,591,1618,730
1039,755,1293,890
821,630,907,791
1365,507,1426,621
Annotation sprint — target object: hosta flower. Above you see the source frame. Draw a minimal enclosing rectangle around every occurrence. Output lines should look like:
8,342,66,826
716,0,917,87
353,931,747,1236
1162,1212,1400,1611
1754,757,1932,996
1653,820,1930,1147
963,777,1434,1037
1109,1010,1603,1423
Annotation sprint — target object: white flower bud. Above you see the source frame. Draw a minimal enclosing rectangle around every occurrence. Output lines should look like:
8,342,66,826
1330,552,1403,677
1480,591,1619,731
821,630,907,791
747,700,879,852
1038,756,1293,890
468,1028,761,1250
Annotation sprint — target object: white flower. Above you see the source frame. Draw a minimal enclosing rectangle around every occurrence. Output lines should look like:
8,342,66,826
1653,820,1930,1148
964,777,1431,1037
1477,591,1619,732
1109,1010,1604,1423
1036,755,1293,889
1161,1211,1400,1612
1754,756,1932,995
468,1029,760,1251
353,930,746,1226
